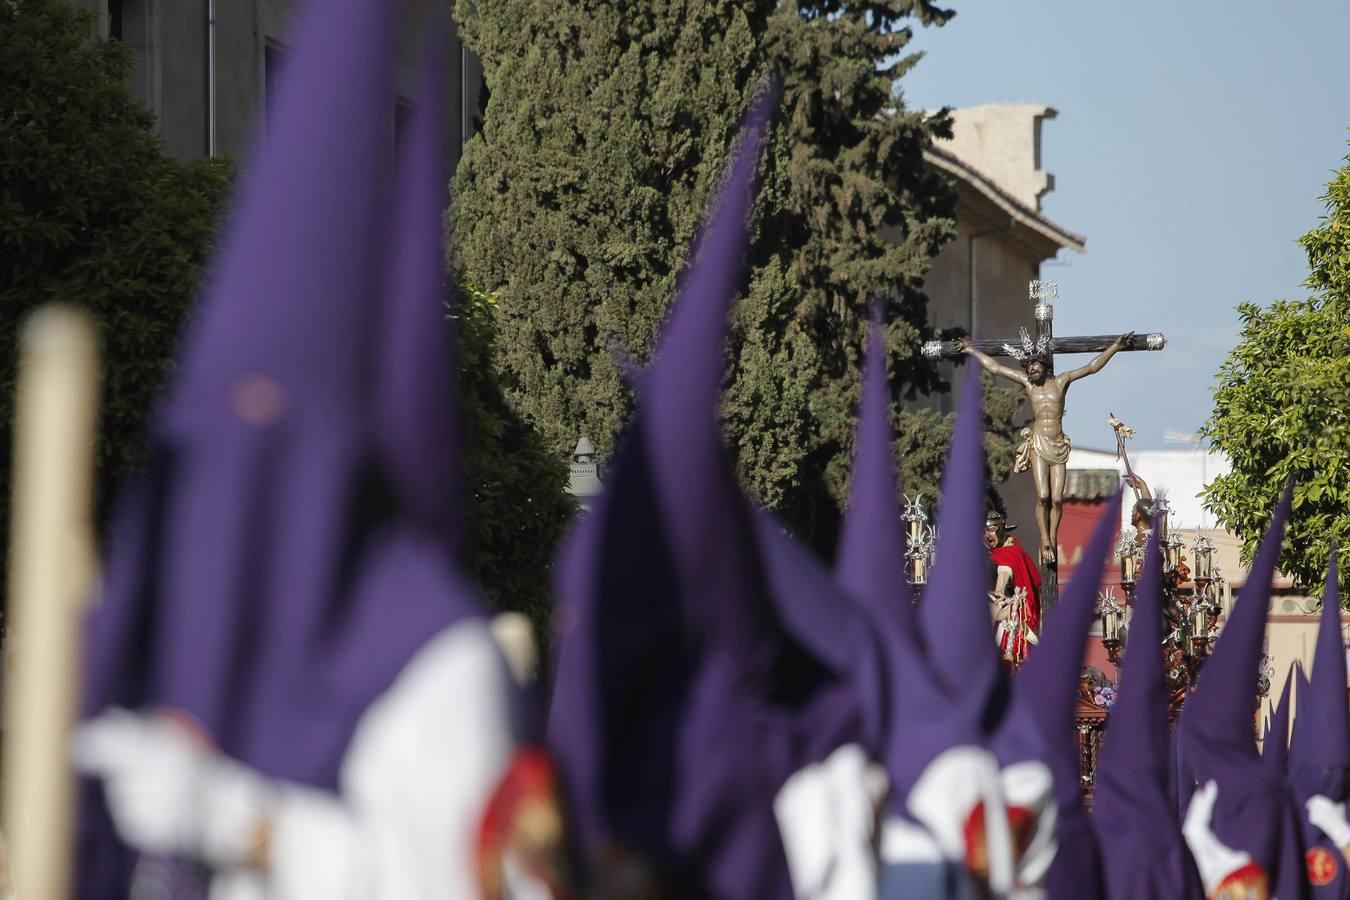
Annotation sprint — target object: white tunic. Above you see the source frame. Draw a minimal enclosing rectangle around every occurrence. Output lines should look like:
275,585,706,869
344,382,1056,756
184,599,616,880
211,619,517,899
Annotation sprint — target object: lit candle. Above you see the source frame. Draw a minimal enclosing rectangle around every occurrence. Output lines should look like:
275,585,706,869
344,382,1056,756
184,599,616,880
1121,552,1136,583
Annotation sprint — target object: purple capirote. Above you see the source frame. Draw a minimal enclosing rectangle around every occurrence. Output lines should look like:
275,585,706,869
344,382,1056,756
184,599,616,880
550,83,840,899
833,307,938,795
1094,524,1205,899
1287,553,1347,897
992,488,1121,899
1182,491,1309,900
1264,664,1294,774
883,367,1008,797
79,6,485,896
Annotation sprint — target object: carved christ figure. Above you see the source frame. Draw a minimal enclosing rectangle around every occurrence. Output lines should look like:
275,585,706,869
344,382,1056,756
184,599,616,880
957,332,1134,565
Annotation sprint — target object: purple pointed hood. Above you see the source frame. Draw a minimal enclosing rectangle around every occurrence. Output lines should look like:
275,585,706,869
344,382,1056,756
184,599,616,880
990,491,1121,899
1183,491,1303,889
916,369,1005,730
161,8,391,429
836,307,913,617
83,0,412,785
831,308,926,760
868,368,1006,806
1288,556,1347,900
79,7,488,896
1290,554,1347,801
1291,661,1312,763
1264,666,1294,774
642,95,769,603
1171,708,1197,823
550,84,818,898
996,490,1121,782
1094,527,1206,899
374,26,463,557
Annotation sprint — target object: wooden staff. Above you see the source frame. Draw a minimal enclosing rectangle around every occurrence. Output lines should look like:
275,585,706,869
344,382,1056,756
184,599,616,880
1108,413,1144,505
2,306,100,900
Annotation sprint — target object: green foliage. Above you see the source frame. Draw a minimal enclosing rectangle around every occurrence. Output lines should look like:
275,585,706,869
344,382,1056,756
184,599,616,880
1202,147,1350,595
0,0,231,536
456,281,574,636
452,0,999,551
887,374,1024,507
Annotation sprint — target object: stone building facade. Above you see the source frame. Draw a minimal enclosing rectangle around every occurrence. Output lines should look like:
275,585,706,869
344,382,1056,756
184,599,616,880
65,0,484,168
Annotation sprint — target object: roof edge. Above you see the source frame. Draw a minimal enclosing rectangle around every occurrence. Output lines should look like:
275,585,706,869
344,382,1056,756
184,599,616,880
924,145,1087,254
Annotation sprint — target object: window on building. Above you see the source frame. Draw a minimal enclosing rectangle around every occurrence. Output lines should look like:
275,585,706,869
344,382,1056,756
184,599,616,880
264,42,293,132
106,0,151,108
108,0,123,41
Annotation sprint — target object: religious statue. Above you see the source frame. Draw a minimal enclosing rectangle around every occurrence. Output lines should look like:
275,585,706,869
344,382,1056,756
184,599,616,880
957,330,1135,565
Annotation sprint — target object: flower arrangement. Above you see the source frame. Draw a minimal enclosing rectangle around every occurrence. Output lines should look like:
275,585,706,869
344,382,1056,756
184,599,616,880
1092,686,1117,710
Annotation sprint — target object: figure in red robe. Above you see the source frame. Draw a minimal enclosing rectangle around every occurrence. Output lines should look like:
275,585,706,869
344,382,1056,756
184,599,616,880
985,506,1042,670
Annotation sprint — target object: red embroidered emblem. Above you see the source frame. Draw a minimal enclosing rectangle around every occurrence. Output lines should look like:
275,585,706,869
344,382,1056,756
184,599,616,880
1308,847,1339,887
1214,861,1269,899
476,747,571,899
1006,805,1035,860
962,801,1037,881
963,802,990,880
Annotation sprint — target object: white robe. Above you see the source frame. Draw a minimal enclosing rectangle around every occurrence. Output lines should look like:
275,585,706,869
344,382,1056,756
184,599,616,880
210,619,517,899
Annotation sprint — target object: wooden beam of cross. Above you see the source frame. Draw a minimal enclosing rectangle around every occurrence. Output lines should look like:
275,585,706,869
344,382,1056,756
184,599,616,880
921,281,1167,368
922,332,1167,361
919,280,1167,614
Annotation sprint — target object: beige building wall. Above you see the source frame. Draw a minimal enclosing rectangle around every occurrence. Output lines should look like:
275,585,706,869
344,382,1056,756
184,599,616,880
941,104,1058,212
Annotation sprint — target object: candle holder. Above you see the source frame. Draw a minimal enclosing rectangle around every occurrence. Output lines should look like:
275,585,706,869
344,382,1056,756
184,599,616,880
1166,532,1186,573
1257,652,1275,699
1116,528,1138,587
1153,497,1172,532
1077,438,1233,803
906,525,935,586
1098,588,1125,666
1191,533,1216,585
1193,601,1215,666
902,493,932,586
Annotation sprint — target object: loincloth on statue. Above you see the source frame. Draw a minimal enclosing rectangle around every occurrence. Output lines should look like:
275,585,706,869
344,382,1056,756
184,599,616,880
1012,427,1071,473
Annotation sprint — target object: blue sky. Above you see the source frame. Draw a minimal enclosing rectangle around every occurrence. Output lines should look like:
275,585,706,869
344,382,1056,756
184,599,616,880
902,1,1350,451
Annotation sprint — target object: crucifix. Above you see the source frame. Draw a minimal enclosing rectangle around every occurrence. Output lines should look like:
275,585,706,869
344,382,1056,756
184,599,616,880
922,280,1166,608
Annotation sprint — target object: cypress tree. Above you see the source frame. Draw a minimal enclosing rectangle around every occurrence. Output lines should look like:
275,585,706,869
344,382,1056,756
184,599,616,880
454,0,1017,548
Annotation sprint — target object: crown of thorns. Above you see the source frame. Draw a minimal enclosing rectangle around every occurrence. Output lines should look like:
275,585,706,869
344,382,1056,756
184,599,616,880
1001,327,1051,365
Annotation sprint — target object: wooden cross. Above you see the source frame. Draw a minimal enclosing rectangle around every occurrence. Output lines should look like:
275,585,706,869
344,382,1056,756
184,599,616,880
920,280,1167,611
921,280,1167,374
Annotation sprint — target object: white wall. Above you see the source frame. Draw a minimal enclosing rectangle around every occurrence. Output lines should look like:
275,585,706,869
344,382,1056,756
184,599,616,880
1067,446,1231,532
